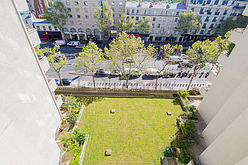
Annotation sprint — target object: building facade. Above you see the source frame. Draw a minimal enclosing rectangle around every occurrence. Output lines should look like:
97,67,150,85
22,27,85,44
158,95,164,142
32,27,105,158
125,1,187,42
57,0,126,41
0,0,62,164
26,0,48,18
198,3,248,164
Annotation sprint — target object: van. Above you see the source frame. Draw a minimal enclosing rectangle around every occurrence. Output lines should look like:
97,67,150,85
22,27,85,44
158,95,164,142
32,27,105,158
168,56,183,62
67,41,80,46
52,40,66,46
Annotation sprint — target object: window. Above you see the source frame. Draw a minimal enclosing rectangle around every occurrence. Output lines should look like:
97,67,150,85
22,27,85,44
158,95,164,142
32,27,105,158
68,14,72,18
176,11,179,16
42,26,45,30
132,9,135,14
112,8,114,12
212,17,217,22
119,2,123,6
69,20,74,25
202,23,207,28
223,9,227,15
67,8,71,12
207,0,211,4
158,24,160,28
191,8,194,11
127,9,130,15
207,9,211,15
76,8,79,12
36,26,40,30
77,15,80,18
75,1,78,5
54,26,58,31
175,18,178,22
83,2,87,6
112,1,115,5
222,0,228,5
136,17,139,21
200,30,204,34
71,28,76,33
199,8,204,14
137,10,139,14
214,0,219,5
85,15,89,19
215,9,220,15
153,17,156,21
205,16,210,21
48,26,52,30
209,24,214,28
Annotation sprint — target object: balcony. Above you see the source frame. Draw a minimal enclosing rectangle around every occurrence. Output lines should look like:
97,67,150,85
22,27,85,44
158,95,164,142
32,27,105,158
229,28,244,43
48,78,57,93
39,56,50,73
27,28,41,47
55,95,63,109
233,5,246,9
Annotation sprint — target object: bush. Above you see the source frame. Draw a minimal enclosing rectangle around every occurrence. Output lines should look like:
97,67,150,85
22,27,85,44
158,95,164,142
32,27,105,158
171,136,191,149
67,112,78,129
187,112,198,120
179,121,197,140
183,105,196,112
189,87,200,95
178,90,189,99
177,149,194,164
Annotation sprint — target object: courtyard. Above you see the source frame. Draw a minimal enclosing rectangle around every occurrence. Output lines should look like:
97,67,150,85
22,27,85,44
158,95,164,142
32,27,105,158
79,98,183,164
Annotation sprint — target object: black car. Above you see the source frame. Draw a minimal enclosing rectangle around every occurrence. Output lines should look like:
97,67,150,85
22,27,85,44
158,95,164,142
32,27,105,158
177,71,182,78
205,72,210,78
199,71,204,78
56,78,72,86
95,69,110,76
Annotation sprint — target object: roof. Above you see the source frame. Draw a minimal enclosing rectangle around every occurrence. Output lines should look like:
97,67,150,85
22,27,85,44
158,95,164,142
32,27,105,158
126,1,186,10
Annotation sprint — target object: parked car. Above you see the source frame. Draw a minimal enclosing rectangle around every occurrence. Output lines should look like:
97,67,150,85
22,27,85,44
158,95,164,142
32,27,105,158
144,68,162,77
110,70,121,76
163,71,176,78
67,41,80,46
95,69,110,76
52,40,66,46
168,56,183,63
55,78,72,86
75,44,85,49
123,68,142,77
181,54,189,59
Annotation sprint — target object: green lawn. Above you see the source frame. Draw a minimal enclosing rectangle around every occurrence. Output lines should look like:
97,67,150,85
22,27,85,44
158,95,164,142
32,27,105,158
79,98,182,165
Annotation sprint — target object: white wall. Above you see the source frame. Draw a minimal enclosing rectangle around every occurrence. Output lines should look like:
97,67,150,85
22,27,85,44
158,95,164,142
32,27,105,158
0,0,61,164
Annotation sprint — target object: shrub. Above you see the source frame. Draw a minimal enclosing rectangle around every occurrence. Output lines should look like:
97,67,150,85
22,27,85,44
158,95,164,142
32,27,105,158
179,121,197,140
177,149,194,164
171,136,191,149
183,105,196,112
187,112,198,120
189,87,200,95
178,90,189,99
67,112,78,129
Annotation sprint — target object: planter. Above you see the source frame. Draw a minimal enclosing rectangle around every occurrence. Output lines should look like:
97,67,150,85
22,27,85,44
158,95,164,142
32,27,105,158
59,120,67,132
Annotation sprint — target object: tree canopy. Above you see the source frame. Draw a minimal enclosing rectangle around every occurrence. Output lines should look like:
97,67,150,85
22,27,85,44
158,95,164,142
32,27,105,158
214,16,248,36
94,1,114,39
105,32,156,88
136,17,153,34
43,1,68,38
74,41,103,88
177,11,201,34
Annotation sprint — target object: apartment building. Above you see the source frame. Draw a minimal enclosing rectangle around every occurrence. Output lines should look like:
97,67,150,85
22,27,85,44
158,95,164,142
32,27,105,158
57,0,125,41
125,1,187,42
182,0,246,41
198,3,248,165
26,0,48,18
0,0,62,164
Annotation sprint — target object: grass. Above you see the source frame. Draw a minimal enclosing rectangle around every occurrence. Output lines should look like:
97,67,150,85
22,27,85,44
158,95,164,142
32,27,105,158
79,98,183,165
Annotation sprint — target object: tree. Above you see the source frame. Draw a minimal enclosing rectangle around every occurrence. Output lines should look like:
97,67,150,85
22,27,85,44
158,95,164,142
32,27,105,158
152,43,179,90
105,32,156,88
214,16,248,36
127,19,135,33
186,41,206,90
177,11,201,34
34,45,45,59
43,1,68,39
46,45,68,86
74,41,103,88
118,14,135,33
136,17,152,35
94,1,114,41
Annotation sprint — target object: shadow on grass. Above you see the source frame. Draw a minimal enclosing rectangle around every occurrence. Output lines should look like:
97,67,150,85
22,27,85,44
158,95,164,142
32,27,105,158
172,99,180,105
75,96,103,106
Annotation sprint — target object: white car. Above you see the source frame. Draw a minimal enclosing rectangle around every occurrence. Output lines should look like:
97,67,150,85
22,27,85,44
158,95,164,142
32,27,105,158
144,68,162,76
52,40,66,46
124,68,142,77
67,41,80,46
181,54,189,59
168,56,183,62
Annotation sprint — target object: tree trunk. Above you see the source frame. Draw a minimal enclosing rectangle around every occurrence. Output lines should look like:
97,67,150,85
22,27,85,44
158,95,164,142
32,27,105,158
125,75,130,89
155,76,158,90
92,74,96,89
57,71,63,86
187,66,197,90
